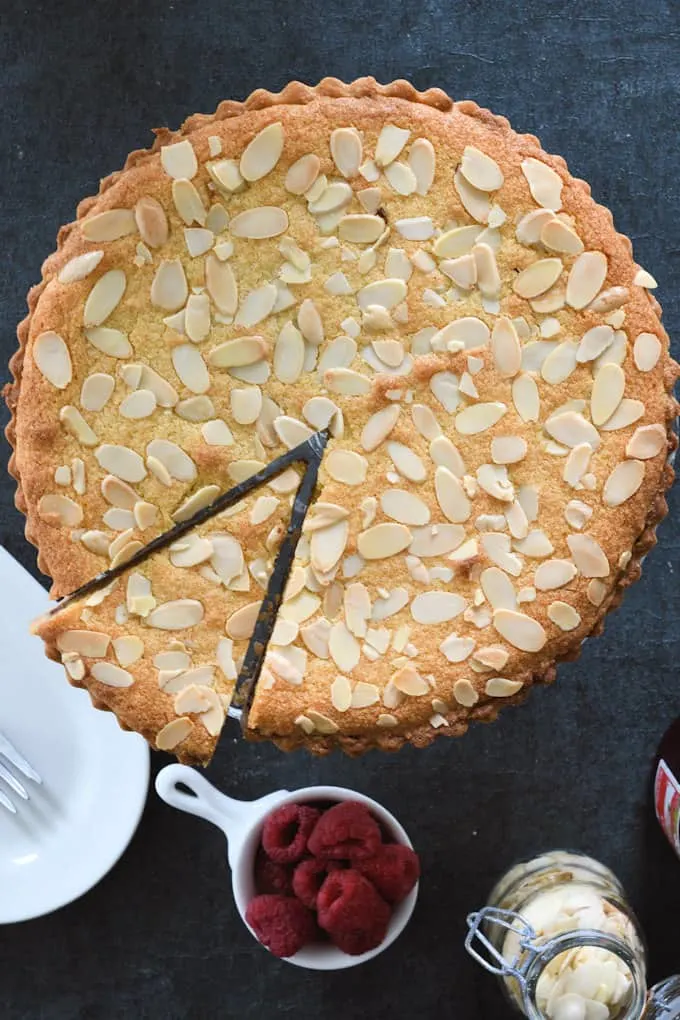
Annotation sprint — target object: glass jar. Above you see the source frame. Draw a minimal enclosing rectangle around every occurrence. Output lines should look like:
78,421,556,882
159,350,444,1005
644,977,680,1018
466,851,648,1019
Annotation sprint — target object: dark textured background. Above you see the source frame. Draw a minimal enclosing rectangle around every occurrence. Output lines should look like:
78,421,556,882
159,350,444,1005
1,1,679,1016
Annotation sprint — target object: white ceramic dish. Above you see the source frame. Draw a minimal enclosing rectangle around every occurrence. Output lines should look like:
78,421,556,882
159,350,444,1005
156,763,419,969
0,547,150,924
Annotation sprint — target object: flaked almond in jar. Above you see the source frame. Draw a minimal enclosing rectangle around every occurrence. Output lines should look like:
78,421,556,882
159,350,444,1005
466,852,647,1020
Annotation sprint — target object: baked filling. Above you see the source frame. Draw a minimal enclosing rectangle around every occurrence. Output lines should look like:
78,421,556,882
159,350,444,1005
6,79,677,763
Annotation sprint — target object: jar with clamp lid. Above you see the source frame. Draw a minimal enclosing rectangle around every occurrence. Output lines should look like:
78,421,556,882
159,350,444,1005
644,976,680,1018
466,851,647,1020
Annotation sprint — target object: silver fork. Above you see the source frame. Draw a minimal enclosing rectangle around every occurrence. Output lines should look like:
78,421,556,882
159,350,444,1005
0,731,42,814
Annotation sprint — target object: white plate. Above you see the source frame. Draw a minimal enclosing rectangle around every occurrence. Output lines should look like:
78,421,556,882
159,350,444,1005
0,547,150,924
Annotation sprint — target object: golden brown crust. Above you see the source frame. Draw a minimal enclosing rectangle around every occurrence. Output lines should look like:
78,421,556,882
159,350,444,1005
6,77,678,762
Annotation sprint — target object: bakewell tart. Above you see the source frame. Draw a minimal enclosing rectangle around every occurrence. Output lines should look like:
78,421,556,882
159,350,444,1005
5,77,678,764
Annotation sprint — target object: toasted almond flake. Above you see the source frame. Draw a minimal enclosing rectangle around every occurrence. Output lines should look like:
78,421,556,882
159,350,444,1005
567,533,610,577
84,269,126,327
473,243,501,298
160,139,197,179
460,145,503,191
90,662,133,688
170,534,214,568
455,402,507,436
390,664,428,697
412,405,441,442
384,160,417,195
357,278,407,311
118,389,156,420
146,438,196,482
327,620,360,673
223,601,259,641
235,283,278,329
535,559,578,591
82,208,137,242
207,158,244,194
395,216,435,241
349,681,378,709
586,579,608,608
356,405,398,452
634,267,657,288
132,500,157,530
407,137,435,195
323,367,370,397
184,227,214,258
229,206,288,239
85,326,133,359
541,340,578,385
437,634,475,664
357,522,411,561
59,249,105,284
208,335,268,369
564,499,593,530
482,677,522,699
490,317,521,378
563,443,592,487
344,582,371,639
309,518,349,574
327,126,362,179
492,437,528,466
511,374,540,423
323,449,366,486
633,332,661,372
577,325,615,363
201,419,234,446
155,718,193,751
591,362,625,426
493,608,547,652
375,124,410,166
95,444,146,483
150,259,187,312
600,399,644,433
479,566,515,610
566,250,608,309
626,424,666,460
381,489,430,527
453,679,479,707
305,710,339,735
57,630,110,657
227,386,260,426
330,674,353,712
516,209,555,245
175,395,214,423
111,636,144,668
356,187,381,215
80,372,114,412
238,122,284,182
169,485,219,524
441,253,476,290
454,169,490,223
203,254,237,314
411,591,466,625
432,465,469,523
385,441,426,483
548,601,581,631
429,372,460,414
33,331,73,390
514,258,563,299
308,181,353,215
521,158,563,210
285,152,320,194
603,459,645,508
544,411,600,450
172,178,206,226
273,414,312,450
433,225,482,259
540,218,584,254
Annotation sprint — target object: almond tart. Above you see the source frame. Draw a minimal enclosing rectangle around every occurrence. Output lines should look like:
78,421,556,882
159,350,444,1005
5,77,678,764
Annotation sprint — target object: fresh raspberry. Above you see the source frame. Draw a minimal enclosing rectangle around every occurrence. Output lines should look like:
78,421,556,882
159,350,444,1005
356,844,420,904
261,803,321,863
317,870,391,955
245,895,317,958
307,801,382,861
292,858,328,909
254,848,293,896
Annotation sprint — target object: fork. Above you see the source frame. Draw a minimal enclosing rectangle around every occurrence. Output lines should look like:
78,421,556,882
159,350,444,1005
0,731,42,814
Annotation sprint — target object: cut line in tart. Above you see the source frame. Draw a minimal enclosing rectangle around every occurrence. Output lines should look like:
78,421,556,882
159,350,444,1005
5,77,678,764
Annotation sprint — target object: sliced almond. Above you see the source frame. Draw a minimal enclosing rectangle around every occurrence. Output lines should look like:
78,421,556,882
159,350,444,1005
358,523,411,560
82,208,136,242
338,214,385,243
603,459,645,507
151,260,188,311
84,269,126,327
540,218,583,254
375,124,410,166
521,158,563,210
626,424,666,460
329,621,360,673
96,444,146,483
206,254,238,314
548,601,581,632
358,278,407,310
491,317,521,378
58,249,105,284
455,402,507,436
591,363,625,426
633,332,661,372
91,662,133,687
566,251,608,309
240,123,284,181
208,336,268,369
33,331,72,389
567,533,610,577
514,258,563,299
493,608,547,652
230,206,288,239
535,559,578,591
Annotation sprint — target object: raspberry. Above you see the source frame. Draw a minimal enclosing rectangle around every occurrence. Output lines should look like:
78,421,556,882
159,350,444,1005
292,858,328,909
356,844,420,904
254,849,293,896
317,870,391,955
261,803,320,863
245,895,317,958
307,801,382,861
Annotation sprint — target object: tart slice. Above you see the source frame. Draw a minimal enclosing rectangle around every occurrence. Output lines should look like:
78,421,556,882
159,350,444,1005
7,77,678,763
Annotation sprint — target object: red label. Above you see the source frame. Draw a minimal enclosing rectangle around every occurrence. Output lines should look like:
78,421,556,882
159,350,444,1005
655,758,680,855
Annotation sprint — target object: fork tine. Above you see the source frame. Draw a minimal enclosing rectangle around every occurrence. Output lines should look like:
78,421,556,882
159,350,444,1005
0,788,16,814
0,733,41,784
0,762,28,800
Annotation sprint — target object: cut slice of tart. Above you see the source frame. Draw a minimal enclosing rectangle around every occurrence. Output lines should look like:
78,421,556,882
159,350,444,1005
7,77,678,762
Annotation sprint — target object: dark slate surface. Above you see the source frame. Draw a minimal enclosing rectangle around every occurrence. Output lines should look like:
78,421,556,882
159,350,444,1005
1,1,679,1016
